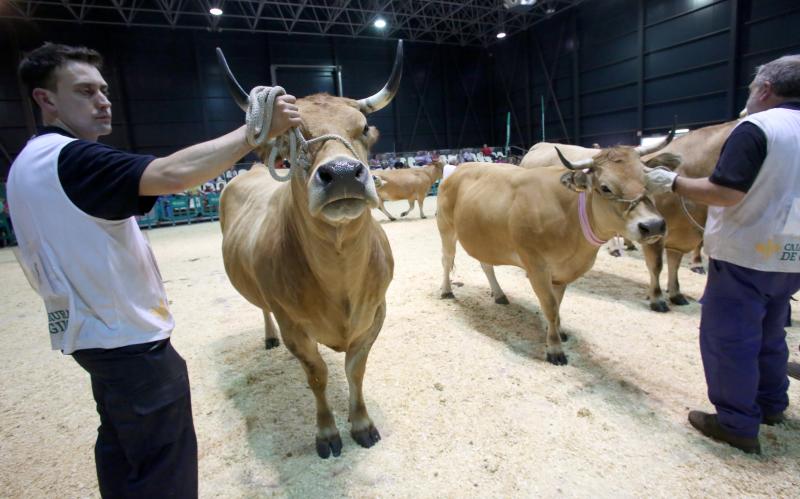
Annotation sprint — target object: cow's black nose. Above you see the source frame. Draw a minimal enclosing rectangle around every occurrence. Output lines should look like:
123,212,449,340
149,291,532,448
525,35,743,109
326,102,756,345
315,159,367,187
638,219,666,237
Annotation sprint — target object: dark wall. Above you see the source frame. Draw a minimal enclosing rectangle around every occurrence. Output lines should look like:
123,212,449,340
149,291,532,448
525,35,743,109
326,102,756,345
0,21,493,179
2,0,800,179
490,0,800,148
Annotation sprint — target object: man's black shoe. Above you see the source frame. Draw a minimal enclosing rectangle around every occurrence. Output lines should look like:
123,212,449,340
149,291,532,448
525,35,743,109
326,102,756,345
762,412,784,426
688,410,762,455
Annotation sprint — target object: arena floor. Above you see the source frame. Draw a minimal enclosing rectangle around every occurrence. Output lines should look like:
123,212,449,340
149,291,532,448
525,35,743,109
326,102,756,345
2,198,799,498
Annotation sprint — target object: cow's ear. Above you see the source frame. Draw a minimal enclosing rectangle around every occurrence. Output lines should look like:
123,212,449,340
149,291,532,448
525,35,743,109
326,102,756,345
644,152,682,170
560,170,591,192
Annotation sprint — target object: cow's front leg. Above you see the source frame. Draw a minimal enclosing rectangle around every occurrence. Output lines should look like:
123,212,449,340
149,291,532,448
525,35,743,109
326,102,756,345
377,198,396,221
282,330,341,458
642,240,669,312
400,199,415,217
418,196,426,219
666,248,689,305
525,265,567,365
345,303,385,449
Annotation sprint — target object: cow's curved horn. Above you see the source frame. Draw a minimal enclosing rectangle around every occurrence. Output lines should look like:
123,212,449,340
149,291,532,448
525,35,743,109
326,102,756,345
555,147,595,171
357,40,403,114
635,123,676,156
216,47,249,111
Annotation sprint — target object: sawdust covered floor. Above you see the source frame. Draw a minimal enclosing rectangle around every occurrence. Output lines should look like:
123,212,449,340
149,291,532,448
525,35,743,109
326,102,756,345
1,198,799,498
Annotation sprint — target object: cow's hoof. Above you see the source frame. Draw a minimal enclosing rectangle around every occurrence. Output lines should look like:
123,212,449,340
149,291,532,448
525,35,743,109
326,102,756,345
315,434,343,459
609,250,622,258
400,212,409,217
441,292,455,299
494,295,509,305
690,266,706,275
669,294,690,306
421,215,427,219
265,338,280,350
546,352,568,365
351,425,381,449
650,301,670,313
388,217,396,222
559,332,568,342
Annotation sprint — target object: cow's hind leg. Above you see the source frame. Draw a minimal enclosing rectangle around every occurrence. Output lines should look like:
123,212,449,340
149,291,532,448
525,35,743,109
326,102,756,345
690,243,705,274
377,198,396,221
282,330,341,458
642,240,669,312
345,302,385,449
666,249,690,305
480,263,509,304
400,199,415,217
438,216,457,299
263,309,280,349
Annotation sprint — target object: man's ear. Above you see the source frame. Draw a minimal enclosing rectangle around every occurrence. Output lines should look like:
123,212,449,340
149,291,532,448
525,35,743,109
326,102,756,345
560,170,591,192
31,88,56,113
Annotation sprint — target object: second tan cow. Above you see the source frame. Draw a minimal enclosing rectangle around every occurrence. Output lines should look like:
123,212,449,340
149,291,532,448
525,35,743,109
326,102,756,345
438,145,666,366
372,159,444,220
638,119,740,310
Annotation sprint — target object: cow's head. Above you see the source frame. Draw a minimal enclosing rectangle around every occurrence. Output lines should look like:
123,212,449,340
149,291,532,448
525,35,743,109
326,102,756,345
218,41,403,225
556,133,676,243
427,158,445,180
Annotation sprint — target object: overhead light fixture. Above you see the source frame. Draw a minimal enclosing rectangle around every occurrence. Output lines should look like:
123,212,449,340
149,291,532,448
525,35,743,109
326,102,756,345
496,32,507,39
374,18,387,29
546,6,556,14
210,7,223,16
676,128,690,134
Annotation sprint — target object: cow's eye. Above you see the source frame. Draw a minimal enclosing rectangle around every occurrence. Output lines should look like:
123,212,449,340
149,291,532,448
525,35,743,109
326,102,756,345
600,185,613,195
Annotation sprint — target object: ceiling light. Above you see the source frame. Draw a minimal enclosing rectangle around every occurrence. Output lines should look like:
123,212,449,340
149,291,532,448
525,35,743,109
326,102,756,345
546,7,556,14
496,32,507,39
374,18,387,29
676,128,690,134
209,7,223,16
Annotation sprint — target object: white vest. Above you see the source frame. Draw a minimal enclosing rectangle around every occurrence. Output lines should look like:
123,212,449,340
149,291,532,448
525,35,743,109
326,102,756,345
704,107,800,272
7,132,174,353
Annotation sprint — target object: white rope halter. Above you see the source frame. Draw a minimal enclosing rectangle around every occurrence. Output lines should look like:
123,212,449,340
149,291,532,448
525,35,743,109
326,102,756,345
245,86,362,182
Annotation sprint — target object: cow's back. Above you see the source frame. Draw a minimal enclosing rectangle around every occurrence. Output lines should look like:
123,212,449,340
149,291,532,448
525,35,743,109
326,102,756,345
374,168,429,200
643,120,738,178
440,163,580,269
521,143,600,169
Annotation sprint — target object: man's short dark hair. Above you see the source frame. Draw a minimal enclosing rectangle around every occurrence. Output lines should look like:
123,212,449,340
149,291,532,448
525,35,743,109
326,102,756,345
18,42,103,97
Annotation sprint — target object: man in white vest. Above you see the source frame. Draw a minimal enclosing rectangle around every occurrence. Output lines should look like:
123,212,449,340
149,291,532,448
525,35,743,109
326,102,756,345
646,54,800,455
7,43,300,497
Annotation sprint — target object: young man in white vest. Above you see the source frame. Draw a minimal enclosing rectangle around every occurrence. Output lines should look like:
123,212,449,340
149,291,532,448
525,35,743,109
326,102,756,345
647,54,800,455
7,43,301,497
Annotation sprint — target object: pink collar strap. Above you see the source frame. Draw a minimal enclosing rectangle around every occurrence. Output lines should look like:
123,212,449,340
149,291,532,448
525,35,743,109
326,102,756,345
578,191,607,247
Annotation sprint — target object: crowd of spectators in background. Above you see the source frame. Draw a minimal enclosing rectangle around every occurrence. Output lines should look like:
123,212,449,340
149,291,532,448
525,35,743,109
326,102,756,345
366,145,516,170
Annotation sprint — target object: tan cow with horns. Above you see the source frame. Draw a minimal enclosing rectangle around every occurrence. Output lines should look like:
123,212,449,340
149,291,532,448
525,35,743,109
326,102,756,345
437,140,670,365
217,41,403,458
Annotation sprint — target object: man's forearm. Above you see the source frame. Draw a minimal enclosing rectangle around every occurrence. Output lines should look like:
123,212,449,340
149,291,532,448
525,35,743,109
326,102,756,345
673,176,745,207
140,126,253,196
